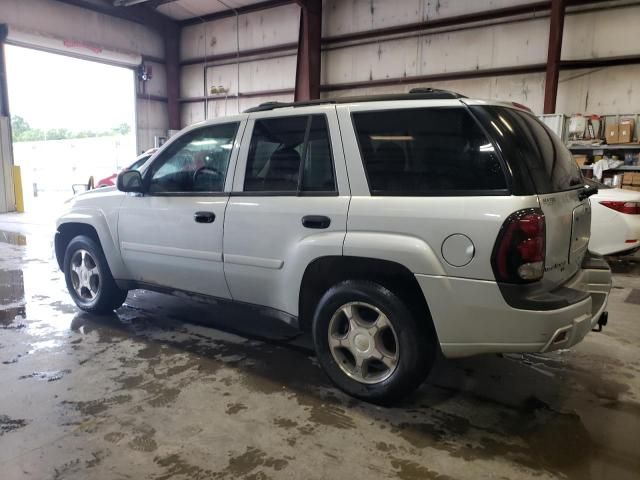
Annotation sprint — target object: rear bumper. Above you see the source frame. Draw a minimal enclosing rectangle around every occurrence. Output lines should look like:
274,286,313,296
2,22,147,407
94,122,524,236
416,254,612,358
589,211,640,256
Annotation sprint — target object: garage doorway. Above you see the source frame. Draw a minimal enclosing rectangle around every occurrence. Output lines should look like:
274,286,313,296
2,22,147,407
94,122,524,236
5,45,136,214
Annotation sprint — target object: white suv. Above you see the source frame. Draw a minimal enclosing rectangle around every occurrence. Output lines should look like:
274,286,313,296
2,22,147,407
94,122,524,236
55,90,612,403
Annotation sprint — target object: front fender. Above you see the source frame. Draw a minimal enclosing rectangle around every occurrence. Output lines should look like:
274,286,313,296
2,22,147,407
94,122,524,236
57,206,128,280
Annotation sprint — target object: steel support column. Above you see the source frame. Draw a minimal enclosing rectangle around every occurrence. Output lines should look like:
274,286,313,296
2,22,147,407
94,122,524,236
0,24,10,118
543,0,566,114
294,0,321,101
164,25,181,131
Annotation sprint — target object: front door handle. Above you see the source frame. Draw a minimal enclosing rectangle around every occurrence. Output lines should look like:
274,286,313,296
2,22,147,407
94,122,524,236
302,215,331,229
194,211,216,223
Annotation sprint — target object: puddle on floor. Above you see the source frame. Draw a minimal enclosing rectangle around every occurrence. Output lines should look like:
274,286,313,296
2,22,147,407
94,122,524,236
0,230,27,246
0,269,25,303
0,306,26,327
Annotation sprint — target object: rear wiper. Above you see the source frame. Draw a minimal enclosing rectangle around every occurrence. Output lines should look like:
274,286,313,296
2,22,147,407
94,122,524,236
578,185,598,200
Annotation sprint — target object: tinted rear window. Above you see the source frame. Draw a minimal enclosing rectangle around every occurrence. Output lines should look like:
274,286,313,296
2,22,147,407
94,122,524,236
352,107,507,195
471,106,583,194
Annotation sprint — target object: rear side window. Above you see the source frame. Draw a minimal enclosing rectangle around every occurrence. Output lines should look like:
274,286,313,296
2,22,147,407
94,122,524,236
471,106,583,194
352,107,507,195
244,115,336,193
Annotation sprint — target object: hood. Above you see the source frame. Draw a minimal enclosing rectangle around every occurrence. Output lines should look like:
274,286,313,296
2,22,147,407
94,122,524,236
64,185,122,207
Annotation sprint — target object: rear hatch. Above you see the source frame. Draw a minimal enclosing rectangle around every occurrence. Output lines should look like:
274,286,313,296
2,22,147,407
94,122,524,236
470,104,590,287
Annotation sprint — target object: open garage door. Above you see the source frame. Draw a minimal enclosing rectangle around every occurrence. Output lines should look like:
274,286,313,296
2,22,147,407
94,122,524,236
4,43,137,214
5,26,142,68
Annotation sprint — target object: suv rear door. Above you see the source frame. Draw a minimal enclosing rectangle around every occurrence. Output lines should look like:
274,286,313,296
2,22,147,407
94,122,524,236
222,105,350,317
469,104,589,288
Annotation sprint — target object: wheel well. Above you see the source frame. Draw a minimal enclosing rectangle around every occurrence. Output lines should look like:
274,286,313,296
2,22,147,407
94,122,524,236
54,223,100,269
298,256,434,333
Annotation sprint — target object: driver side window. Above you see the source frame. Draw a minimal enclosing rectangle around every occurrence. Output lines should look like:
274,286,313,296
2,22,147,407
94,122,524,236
148,122,238,194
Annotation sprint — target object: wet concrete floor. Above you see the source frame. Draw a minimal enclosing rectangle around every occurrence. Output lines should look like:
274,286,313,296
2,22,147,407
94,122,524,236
0,226,639,479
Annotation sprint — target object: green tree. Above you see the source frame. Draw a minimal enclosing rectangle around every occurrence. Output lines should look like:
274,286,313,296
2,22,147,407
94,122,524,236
112,123,131,136
10,115,132,142
11,115,30,139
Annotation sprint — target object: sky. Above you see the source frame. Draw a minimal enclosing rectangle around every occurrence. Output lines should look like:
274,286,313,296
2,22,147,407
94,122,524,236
5,45,136,132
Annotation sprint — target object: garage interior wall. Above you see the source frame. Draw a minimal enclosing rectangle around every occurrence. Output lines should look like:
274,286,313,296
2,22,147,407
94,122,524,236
179,3,300,126
0,0,168,152
179,0,640,126
0,1,638,139
319,0,640,114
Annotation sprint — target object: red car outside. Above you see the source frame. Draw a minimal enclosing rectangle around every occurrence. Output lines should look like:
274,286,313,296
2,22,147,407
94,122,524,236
96,149,157,187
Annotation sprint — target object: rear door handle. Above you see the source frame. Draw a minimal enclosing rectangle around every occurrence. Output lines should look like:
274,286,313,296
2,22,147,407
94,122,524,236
194,211,216,223
302,215,331,229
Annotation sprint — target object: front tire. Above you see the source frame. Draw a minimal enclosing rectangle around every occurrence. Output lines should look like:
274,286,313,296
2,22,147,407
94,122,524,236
312,280,436,404
63,235,128,314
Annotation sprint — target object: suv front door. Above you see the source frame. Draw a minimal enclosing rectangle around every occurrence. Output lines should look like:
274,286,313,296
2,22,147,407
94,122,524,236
117,120,245,298
223,106,350,317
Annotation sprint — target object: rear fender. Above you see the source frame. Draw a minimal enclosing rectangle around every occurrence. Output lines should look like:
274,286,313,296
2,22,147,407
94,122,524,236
343,232,445,275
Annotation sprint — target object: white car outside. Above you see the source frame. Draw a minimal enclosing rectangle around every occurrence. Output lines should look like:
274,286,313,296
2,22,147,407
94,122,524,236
587,179,640,256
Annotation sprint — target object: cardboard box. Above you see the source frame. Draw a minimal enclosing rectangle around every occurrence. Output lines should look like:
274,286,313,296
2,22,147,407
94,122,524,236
623,172,640,186
606,124,619,144
573,154,588,166
622,185,640,192
623,172,634,185
619,123,633,143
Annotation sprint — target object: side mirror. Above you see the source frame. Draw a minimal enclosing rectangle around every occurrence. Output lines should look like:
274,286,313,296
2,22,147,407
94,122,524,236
117,170,144,193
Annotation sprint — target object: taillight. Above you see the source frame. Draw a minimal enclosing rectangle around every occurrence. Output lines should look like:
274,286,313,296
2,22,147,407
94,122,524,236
492,208,546,283
599,201,640,215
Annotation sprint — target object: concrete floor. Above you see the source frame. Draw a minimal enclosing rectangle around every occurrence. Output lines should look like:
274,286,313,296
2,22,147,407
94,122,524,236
1,223,639,480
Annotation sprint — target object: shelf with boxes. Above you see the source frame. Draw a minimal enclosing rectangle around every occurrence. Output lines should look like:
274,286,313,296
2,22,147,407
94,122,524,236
539,113,640,158
621,172,640,191
538,113,640,185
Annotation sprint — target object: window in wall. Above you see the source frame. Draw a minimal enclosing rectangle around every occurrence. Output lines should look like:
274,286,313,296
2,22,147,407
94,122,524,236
244,115,335,193
352,108,507,195
148,123,238,194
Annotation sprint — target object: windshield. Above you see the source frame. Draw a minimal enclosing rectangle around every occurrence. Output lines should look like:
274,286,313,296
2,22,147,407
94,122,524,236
128,154,151,171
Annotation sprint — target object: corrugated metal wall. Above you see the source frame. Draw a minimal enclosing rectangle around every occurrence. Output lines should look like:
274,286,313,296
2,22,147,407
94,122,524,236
179,3,300,125
2,0,638,134
179,0,640,126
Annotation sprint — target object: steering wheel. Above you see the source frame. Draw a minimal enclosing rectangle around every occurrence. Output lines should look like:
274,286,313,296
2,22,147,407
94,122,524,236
193,166,222,186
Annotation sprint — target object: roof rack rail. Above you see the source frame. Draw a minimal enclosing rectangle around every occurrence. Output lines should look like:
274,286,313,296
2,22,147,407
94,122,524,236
243,88,466,113
408,87,465,97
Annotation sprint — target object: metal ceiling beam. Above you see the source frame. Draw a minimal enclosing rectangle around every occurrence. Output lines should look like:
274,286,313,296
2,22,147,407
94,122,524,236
142,0,179,7
113,0,154,6
543,0,566,113
294,0,321,101
54,0,174,32
179,0,294,26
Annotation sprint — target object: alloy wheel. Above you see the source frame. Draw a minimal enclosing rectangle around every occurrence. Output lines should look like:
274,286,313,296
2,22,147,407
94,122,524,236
327,301,399,384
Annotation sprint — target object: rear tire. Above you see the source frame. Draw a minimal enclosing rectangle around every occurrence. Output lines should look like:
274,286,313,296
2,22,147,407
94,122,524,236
312,280,436,404
63,235,128,314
